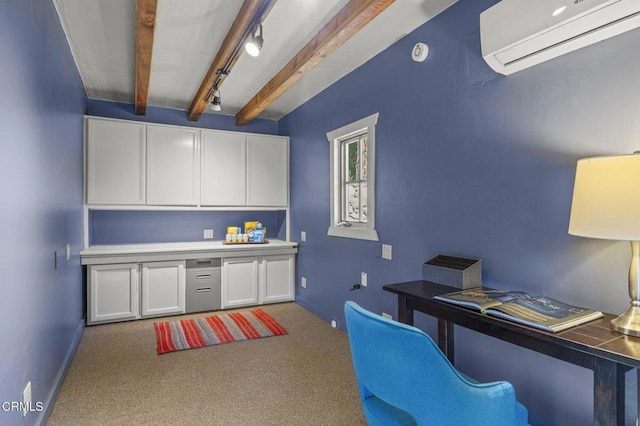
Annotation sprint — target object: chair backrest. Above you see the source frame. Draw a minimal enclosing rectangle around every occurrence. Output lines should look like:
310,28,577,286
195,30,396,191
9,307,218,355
344,301,523,426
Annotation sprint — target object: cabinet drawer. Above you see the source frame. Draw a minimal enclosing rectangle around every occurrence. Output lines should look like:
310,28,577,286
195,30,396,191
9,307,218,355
186,268,219,285
186,258,221,269
186,267,221,313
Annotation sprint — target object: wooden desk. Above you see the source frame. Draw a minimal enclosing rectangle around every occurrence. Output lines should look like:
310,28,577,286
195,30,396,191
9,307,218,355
383,280,640,426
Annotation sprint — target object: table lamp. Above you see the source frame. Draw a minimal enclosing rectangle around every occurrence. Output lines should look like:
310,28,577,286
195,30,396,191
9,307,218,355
568,152,640,336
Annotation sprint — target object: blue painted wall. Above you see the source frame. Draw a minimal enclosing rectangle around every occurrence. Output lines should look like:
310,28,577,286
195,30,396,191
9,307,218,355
90,210,286,245
0,1,86,425
281,0,640,424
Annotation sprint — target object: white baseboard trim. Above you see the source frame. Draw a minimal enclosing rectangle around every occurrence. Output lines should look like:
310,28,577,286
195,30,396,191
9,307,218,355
36,318,85,426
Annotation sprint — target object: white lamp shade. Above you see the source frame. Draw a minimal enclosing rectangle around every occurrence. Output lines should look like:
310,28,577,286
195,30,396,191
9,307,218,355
569,154,640,241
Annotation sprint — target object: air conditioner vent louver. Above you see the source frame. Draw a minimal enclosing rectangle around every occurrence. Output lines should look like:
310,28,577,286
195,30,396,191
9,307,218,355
480,0,640,75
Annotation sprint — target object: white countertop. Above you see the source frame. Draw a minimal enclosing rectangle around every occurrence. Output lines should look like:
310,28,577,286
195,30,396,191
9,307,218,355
81,239,298,265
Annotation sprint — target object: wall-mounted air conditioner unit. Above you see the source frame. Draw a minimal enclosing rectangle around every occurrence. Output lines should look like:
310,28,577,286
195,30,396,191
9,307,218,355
480,0,640,75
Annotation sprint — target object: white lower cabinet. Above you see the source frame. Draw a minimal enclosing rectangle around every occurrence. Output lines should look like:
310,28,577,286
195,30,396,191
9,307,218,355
87,249,295,324
260,255,295,304
88,260,186,324
222,254,295,309
222,258,259,309
88,264,139,324
141,261,186,317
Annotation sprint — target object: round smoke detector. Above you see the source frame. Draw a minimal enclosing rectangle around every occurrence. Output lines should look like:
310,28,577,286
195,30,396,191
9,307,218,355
412,42,429,62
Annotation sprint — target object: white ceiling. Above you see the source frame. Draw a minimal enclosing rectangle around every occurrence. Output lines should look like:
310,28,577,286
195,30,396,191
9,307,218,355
53,0,456,121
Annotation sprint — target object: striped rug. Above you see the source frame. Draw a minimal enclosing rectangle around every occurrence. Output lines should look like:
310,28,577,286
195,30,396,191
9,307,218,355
154,309,287,354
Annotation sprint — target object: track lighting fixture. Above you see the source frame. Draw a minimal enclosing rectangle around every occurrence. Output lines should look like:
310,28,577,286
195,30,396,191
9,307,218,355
245,23,263,57
210,89,221,111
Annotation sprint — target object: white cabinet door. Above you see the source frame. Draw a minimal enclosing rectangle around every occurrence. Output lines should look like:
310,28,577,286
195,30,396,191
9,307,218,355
146,125,199,205
201,130,246,206
86,118,146,205
88,264,139,324
222,258,259,308
259,255,295,304
246,135,288,206
141,261,186,317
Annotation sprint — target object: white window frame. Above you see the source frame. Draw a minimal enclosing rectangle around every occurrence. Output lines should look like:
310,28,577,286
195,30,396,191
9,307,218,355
326,113,379,241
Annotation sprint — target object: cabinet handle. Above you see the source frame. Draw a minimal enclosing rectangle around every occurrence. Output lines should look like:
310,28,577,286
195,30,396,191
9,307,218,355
196,274,211,279
196,287,211,292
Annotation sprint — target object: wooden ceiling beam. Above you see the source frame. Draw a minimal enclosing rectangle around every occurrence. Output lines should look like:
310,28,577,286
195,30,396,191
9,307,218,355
135,0,158,115
235,0,395,126
188,0,276,122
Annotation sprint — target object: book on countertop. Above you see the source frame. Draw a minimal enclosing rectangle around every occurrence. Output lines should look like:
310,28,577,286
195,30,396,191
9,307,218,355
433,287,603,333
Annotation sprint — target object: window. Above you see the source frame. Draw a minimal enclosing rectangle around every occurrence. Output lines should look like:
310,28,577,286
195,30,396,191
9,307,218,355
326,113,379,241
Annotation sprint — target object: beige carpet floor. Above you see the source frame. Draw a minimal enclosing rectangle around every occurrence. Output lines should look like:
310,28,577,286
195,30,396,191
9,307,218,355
47,303,367,426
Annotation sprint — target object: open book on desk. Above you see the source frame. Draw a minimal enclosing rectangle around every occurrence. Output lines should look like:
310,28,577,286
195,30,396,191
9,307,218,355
433,288,603,333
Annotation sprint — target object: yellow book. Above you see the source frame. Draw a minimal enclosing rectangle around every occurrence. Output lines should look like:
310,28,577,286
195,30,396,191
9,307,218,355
244,221,259,234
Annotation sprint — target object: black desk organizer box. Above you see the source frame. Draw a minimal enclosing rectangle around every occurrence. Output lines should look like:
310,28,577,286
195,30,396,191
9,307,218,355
422,255,482,289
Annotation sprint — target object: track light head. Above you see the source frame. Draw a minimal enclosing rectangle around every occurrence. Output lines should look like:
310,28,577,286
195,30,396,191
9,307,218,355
210,89,221,111
245,24,263,57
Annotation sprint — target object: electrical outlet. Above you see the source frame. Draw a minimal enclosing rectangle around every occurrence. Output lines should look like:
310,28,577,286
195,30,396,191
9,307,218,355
22,381,31,417
382,244,392,260
65,244,71,261
361,272,367,287
203,229,214,239
301,231,306,242
331,320,337,328
301,277,307,288
382,312,392,320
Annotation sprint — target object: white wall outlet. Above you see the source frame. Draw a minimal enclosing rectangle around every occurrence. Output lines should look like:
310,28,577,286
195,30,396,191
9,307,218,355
301,276,307,288
361,272,368,287
301,231,306,242
331,320,337,328
382,244,392,260
382,312,392,320
203,229,214,239
22,381,31,417
65,244,71,261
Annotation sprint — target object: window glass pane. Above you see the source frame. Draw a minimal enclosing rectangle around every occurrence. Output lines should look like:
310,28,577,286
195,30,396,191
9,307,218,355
340,133,369,224
360,181,368,223
342,182,367,224
345,139,359,182
360,135,368,180
344,182,361,222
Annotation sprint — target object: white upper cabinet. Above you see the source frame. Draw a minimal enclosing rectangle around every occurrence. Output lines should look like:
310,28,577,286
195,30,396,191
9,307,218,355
146,125,199,206
201,130,246,206
86,118,146,205
247,135,289,207
84,117,289,208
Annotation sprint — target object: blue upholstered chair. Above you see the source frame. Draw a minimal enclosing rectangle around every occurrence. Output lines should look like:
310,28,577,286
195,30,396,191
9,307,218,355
344,301,528,426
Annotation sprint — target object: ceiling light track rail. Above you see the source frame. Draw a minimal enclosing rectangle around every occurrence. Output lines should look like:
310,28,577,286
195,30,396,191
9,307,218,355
187,0,276,121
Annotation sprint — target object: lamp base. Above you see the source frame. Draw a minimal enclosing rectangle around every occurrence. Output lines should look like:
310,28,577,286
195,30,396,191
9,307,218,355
611,302,640,336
